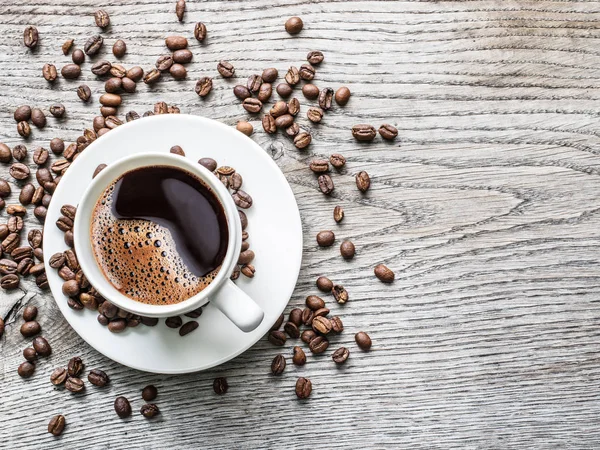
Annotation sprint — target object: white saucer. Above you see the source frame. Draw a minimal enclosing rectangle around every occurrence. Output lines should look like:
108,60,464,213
43,115,303,374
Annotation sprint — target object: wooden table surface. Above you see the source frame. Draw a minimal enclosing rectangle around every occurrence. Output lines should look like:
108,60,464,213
2,0,600,448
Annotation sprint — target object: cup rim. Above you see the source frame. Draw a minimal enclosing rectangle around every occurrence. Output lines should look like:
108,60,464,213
73,152,242,318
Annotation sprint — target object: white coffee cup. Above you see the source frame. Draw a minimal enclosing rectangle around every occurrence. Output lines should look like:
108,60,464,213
73,152,264,332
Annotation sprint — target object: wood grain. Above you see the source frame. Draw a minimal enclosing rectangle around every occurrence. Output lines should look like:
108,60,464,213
2,0,600,448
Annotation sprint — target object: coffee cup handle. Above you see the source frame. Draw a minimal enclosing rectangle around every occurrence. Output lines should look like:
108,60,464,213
211,280,264,332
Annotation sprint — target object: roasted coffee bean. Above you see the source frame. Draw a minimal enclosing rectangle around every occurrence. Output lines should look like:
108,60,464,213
62,279,80,297
236,121,253,136
241,264,255,278
99,93,122,107
299,64,315,81
140,403,160,418
77,85,92,102
332,347,349,364
334,86,352,106
165,36,188,50
247,74,263,93
12,246,32,262
42,64,58,82
50,367,68,385
301,308,314,326
292,346,306,366
72,49,85,65
91,60,111,76
301,329,317,344
0,259,17,275
355,331,372,350
318,88,334,110
114,397,131,418
91,164,106,180
230,265,241,280
32,148,49,166
194,22,207,41
30,262,46,277
104,116,122,129
49,104,65,118
307,107,323,123
275,114,294,129
262,114,276,134
270,313,284,331
113,40,126,58
284,321,300,338
104,77,122,93
12,145,27,162
110,64,127,78
228,172,242,189
61,63,81,79
33,248,44,262
8,217,23,234
7,204,26,216
237,249,255,265
232,191,252,209
217,60,235,78
61,204,77,220
170,50,192,65
257,83,272,102
67,356,83,377
294,132,312,149
23,306,38,323
108,319,126,333
285,16,303,34
233,85,251,101
302,86,322,105
79,292,97,310
100,301,118,319
268,330,286,346
179,320,198,336
295,377,311,399
306,295,325,310
14,105,32,123
262,67,278,83
156,54,174,71
333,205,344,223
285,66,300,85
23,26,39,48
144,68,161,85
271,354,286,375
317,174,334,195
17,121,31,138
198,157,217,172
170,145,185,156
195,77,213,97
276,83,293,97
94,9,110,28
288,308,303,326
309,159,329,174
126,66,143,81
169,64,187,80
165,316,183,328
312,316,332,335
118,77,135,93
84,35,103,56
100,106,117,117
18,361,35,378
329,153,346,169
33,336,51,356
28,229,43,249
316,276,333,292
352,124,377,141
125,111,139,122
17,258,33,276
239,210,248,230
285,123,300,137
88,369,109,387
0,180,10,197
374,263,395,283
340,240,356,259
379,124,398,140
309,335,329,354
0,144,11,163
330,316,344,333
213,377,228,395
332,285,348,304
355,171,371,193
270,101,288,118
285,98,299,117
313,307,330,318
49,138,64,155
23,347,36,361
307,51,324,64
3,233,19,253
48,415,66,436
68,297,83,311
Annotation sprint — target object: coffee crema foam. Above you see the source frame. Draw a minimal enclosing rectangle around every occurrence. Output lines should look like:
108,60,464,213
91,181,220,305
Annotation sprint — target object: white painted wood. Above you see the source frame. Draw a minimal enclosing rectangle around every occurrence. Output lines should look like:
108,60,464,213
2,0,600,448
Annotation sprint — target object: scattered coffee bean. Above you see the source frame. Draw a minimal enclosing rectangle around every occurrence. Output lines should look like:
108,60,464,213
276,83,293,97
104,77,121,93
49,104,65,118
285,123,299,137
285,16,303,35
17,121,31,138
156,54,174,71
67,356,83,377
302,84,319,100
170,63,187,80
108,319,126,333
268,330,286,346
295,377,312,399
142,385,158,401
275,114,294,129
173,49,193,64
165,316,183,329
50,367,68,386
292,346,306,366
355,331,372,350
294,132,312,149
241,264,255,278
21,347,36,362
352,124,377,141
318,88,334,110
217,60,235,78
301,329,317,344
285,66,300,85
332,347,349,364
312,316,332,335
309,335,329,354
18,361,35,377
307,51,324,64
262,114,276,134
0,273,17,290
355,171,371,192
179,320,198,336
299,64,315,81
14,105,32,123
175,0,186,20
48,415,66,436
33,336,51,356
141,403,160,418
77,85,92,102
23,305,38,321
195,77,213,97
310,159,329,174
332,285,348,304
42,64,58,82
329,315,344,333
316,276,333,292
72,49,85,65
62,39,74,55
331,206,344,224
0,259,18,275
165,35,188,50
113,40,127,58
12,145,27,162
144,68,161,85
91,60,111,76
306,295,325,310
236,121,253,136
284,321,300,338
94,9,110,28
262,68,278,83
0,144,11,163
213,377,228,395
114,396,132,418
198,157,217,172
84,35,104,56
374,263,395,283
233,191,253,209
61,63,81,79
288,308,302,326
99,93,122,107
335,87,351,106
270,101,288,118
170,145,185,156
329,154,346,170
233,85,251,100
194,22,207,41
270,313,284,331
379,124,398,140
301,308,314,326
88,369,110,387
317,174,334,194
257,83,272,102
20,320,41,337
340,240,355,259
23,26,39,48
0,179,10,197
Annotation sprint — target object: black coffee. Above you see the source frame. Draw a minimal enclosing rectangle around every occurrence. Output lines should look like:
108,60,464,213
91,166,228,305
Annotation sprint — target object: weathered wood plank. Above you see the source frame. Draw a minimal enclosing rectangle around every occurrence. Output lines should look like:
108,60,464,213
2,0,600,448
